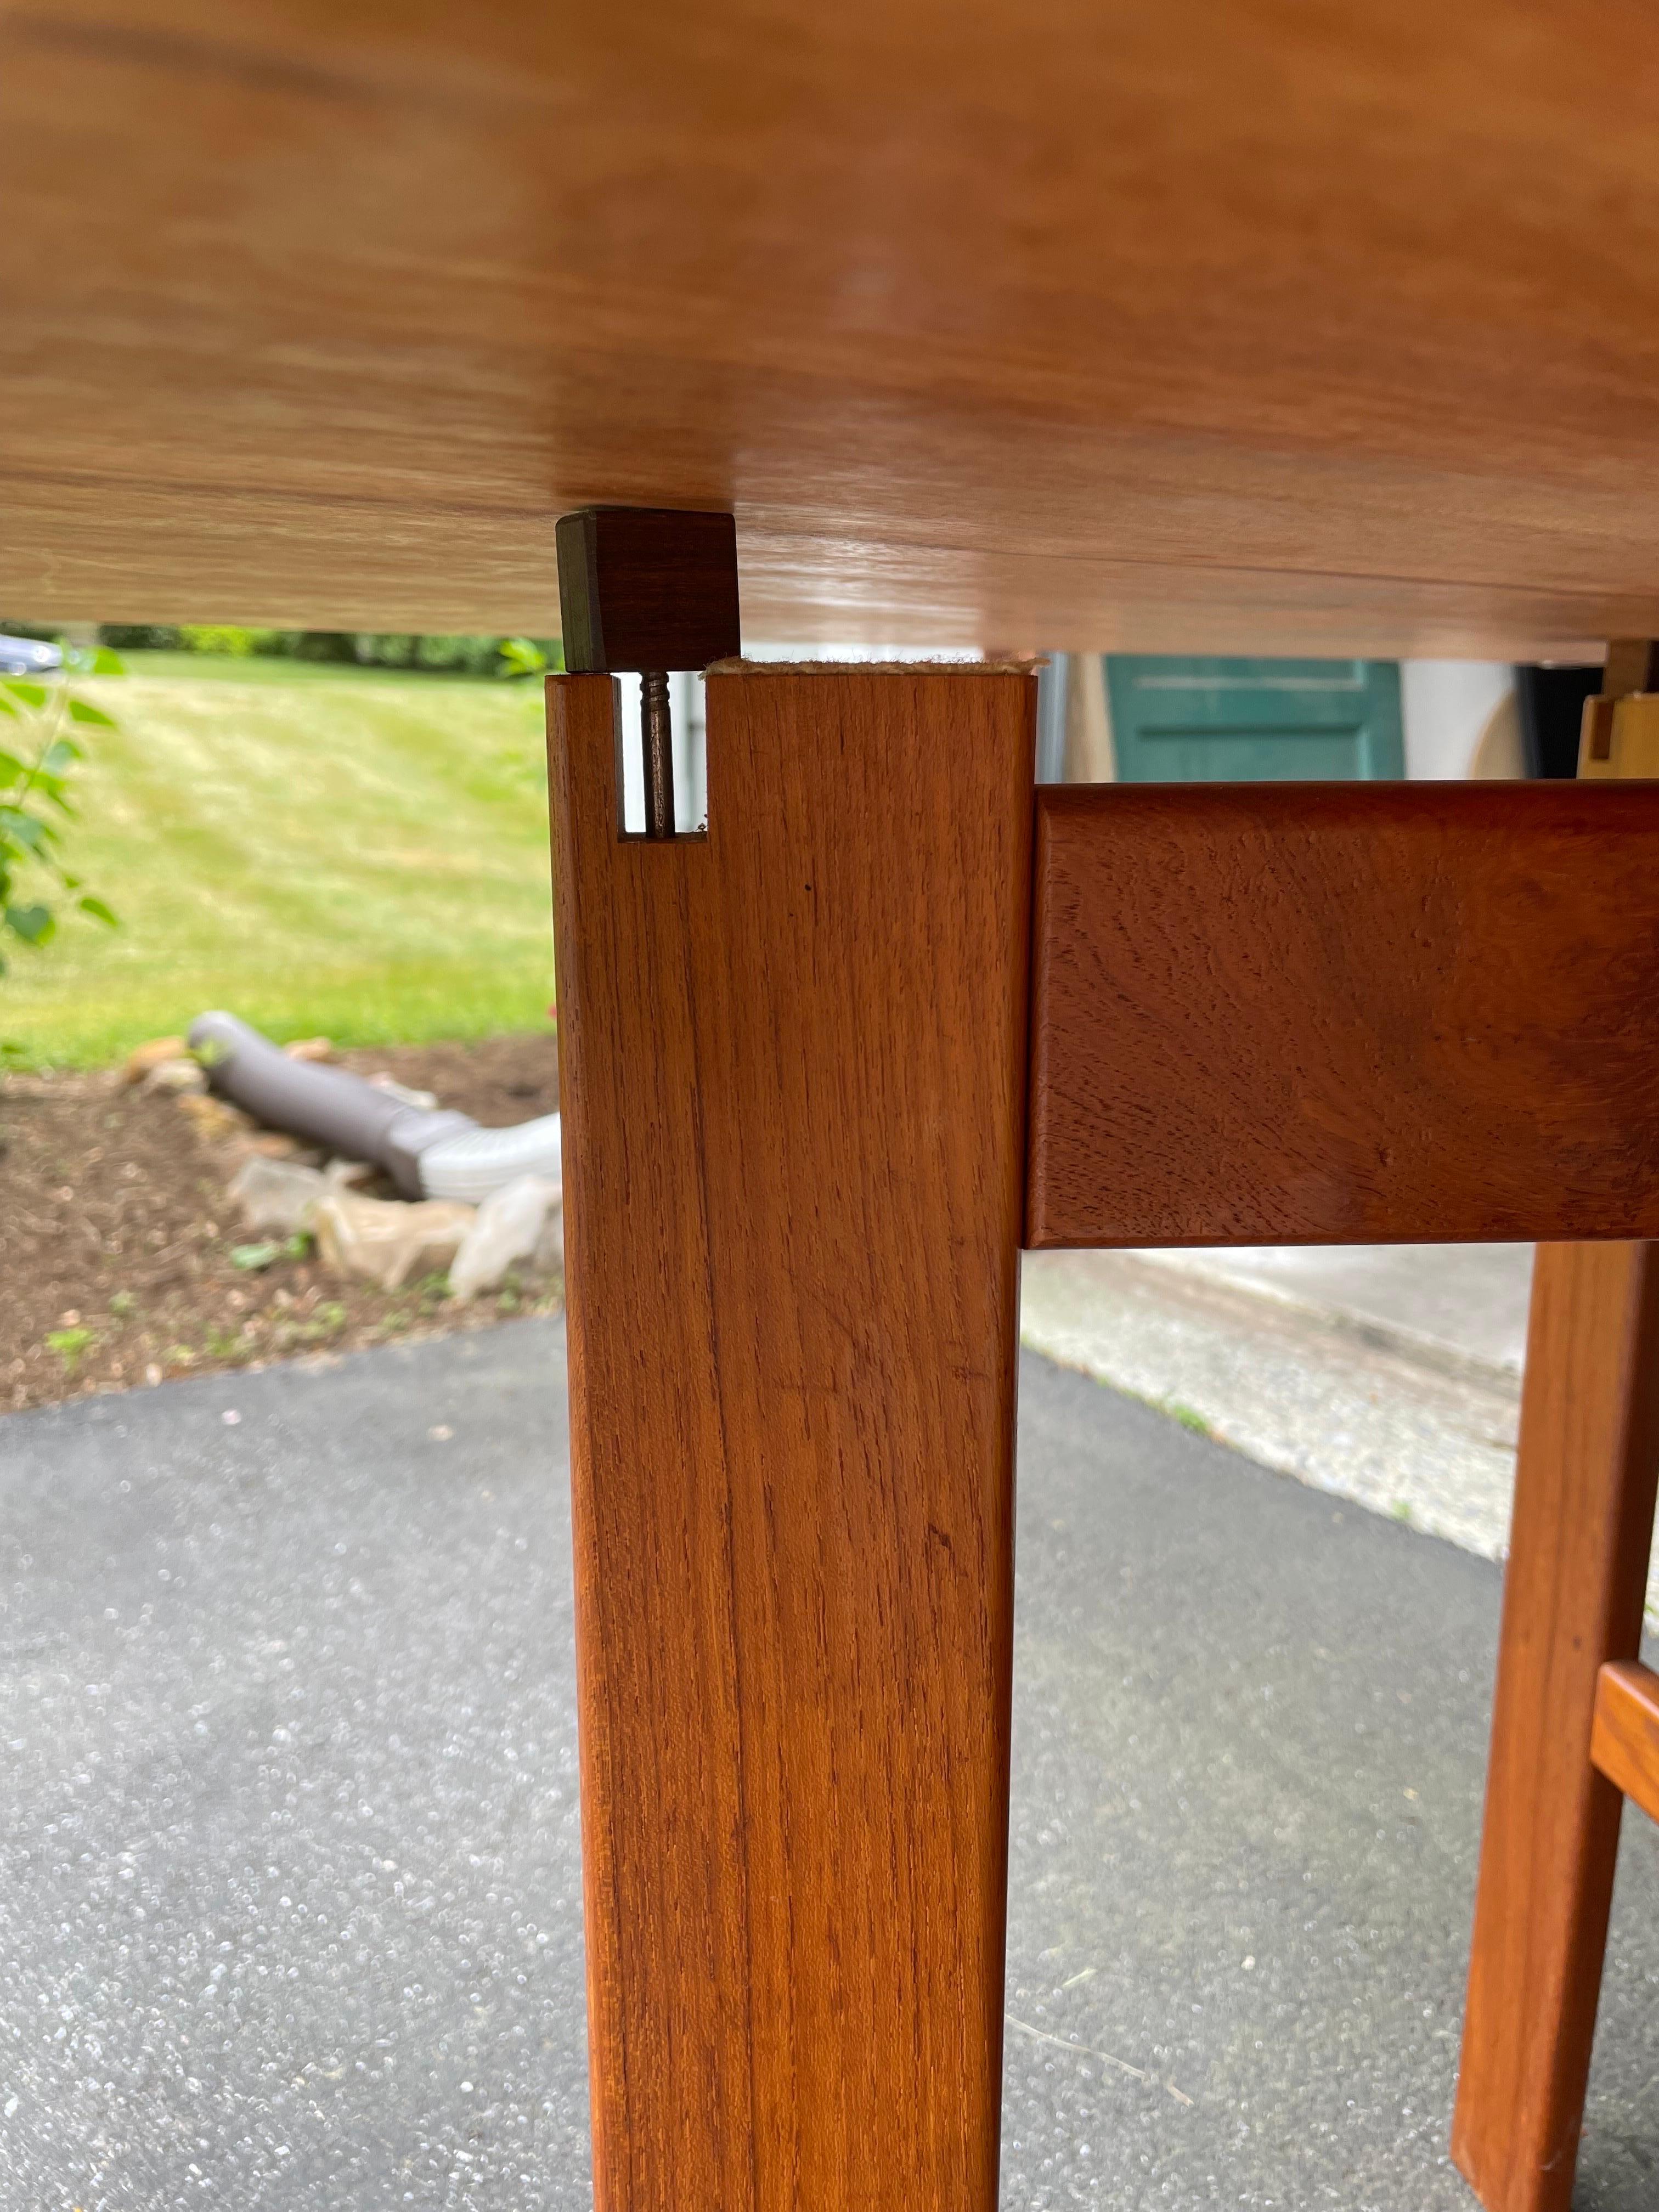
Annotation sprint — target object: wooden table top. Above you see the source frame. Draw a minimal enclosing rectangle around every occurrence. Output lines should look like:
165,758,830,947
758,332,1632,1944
5,0,1658,653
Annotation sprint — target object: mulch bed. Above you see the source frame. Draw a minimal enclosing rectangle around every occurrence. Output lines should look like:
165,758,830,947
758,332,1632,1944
0,1034,561,1415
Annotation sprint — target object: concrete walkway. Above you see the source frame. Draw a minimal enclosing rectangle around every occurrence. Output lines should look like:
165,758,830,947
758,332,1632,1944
2,1321,1656,2208
1022,1242,1659,1623
1019,1245,1526,1564
1135,1243,1534,1376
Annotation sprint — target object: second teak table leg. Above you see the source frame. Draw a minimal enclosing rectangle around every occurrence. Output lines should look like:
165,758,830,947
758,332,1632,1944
1453,1241,1659,2212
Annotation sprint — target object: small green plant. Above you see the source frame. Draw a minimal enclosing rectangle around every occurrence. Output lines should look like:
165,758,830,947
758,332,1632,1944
44,1324,94,1374
1167,1401,1211,1437
278,1299,347,1348
2,642,121,982
231,1242,281,1272
230,1232,311,1272
108,1290,136,1317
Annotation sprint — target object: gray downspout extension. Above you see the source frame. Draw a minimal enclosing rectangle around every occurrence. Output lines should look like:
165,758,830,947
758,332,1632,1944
189,1012,482,1198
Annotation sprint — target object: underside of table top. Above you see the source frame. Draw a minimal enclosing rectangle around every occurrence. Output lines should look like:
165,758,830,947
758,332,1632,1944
6,0,1659,652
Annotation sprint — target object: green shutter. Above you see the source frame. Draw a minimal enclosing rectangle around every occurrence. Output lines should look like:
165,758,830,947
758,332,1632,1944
1105,657,1404,782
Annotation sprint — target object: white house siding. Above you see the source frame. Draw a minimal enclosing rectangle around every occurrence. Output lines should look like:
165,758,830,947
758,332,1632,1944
1400,660,1519,780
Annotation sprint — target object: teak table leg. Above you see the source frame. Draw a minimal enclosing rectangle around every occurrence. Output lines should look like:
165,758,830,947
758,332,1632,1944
1452,1241,1659,2212
547,664,1035,2212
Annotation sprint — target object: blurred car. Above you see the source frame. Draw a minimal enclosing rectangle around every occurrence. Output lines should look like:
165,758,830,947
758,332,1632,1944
0,633,64,675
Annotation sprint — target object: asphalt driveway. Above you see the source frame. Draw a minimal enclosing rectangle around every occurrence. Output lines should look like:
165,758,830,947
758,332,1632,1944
2,1319,1655,2209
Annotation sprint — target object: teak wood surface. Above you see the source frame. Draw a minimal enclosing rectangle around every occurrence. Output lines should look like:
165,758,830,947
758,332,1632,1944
1591,1663,1659,1831
1451,1246,1659,2212
1452,656,1659,2212
1024,781,1659,1250
546,667,1034,2211
13,1,1659,651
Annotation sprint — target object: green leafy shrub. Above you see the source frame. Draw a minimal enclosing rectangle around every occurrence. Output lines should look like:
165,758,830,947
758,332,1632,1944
498,637,554,679
344,633,562,676
178,624,279,657
1,645,121,979
89,623,564,678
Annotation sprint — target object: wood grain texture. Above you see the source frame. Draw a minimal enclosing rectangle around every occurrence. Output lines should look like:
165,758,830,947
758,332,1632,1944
548,667,1034,2210
1451,1245,1659,2212
13,1,1659,648
1024,781,1659,1250
1591,1663,1659,1830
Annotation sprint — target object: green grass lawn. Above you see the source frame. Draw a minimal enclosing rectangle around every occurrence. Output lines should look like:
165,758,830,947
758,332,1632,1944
3,665,556,1068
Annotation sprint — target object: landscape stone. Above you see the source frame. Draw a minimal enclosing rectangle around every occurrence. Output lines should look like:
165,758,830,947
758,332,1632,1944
449,1175,561,1300
312,1189,476,1291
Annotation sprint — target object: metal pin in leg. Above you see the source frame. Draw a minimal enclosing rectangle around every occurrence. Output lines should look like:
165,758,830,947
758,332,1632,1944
640,671,674,839
555,507,741,839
